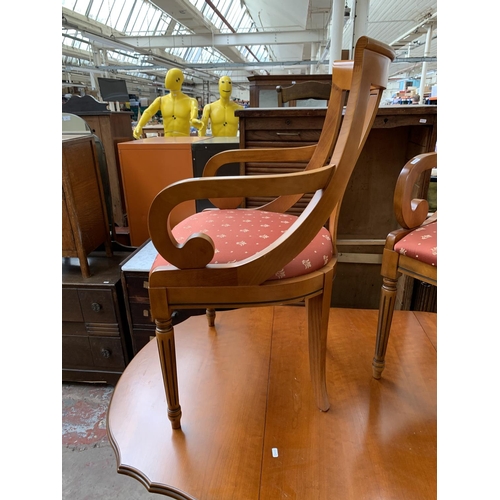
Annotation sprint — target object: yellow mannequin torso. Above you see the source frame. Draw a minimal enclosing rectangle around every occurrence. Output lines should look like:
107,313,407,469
198,98,243,137
133,91,199,139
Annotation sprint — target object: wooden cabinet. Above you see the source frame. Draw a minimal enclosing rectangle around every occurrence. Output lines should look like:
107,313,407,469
118,137,205,247
63,95,134,228
62,253,132,384
62,134,112,278
82,112,133,228
235,105,437,309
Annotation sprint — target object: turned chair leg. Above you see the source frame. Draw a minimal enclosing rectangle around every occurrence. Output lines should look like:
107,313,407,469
206,308,216,327
155,318,182,429
372,276,399,379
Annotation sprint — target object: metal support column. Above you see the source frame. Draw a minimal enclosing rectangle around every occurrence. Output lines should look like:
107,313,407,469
351,0,370,58
329,0,346,69
419,24,434,104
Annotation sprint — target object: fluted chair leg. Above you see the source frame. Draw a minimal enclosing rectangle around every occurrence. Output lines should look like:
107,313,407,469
372,276,399,379
155,318,182,429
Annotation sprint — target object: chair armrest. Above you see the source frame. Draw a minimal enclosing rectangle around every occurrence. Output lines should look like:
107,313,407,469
394,152,437,229
148,165,335,275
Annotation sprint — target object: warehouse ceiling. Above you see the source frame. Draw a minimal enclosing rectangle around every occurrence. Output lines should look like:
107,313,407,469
62,0,437,97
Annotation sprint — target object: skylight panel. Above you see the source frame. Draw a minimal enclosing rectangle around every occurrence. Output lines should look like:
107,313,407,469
62,29,92,52
65,0,90,16
226,3,244,28
122,0,148,34
188,0,205,11
88,0,110,24
110,0,135,32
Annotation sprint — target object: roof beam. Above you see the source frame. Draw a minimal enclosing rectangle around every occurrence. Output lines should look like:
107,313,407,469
116,30,325,49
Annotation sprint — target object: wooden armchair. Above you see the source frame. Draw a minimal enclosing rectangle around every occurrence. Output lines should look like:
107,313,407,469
372,152,437,379
147,37,395,429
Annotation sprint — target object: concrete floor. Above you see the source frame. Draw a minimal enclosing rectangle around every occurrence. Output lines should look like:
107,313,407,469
62,382,174,500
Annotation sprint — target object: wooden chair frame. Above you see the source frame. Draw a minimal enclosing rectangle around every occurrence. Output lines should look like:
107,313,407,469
148,37,395,429
372,152,437,379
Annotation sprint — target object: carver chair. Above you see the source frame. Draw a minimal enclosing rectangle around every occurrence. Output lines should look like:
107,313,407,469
147,37,395,429
372,152,437,379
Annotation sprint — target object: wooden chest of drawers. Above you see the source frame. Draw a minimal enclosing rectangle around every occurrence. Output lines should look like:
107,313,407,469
62,253,132,384
238,110,325,148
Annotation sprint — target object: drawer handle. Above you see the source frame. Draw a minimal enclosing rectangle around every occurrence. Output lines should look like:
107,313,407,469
101,349,111,358
91,302,102,312
276,132,300,136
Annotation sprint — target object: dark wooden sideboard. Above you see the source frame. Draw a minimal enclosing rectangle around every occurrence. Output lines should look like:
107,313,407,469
235,105,437,309
62,252,132,384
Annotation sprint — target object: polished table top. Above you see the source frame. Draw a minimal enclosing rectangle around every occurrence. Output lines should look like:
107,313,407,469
107,305,437,499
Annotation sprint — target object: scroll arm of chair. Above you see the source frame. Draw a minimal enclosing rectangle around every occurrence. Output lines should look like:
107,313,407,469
148,165,335,271
393,152,437,230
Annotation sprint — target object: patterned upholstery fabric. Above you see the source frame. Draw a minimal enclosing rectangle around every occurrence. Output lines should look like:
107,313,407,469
393,220,437,266
151,209,334,280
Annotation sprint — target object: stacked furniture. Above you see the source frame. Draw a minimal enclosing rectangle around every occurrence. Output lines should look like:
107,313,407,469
62,118,133,384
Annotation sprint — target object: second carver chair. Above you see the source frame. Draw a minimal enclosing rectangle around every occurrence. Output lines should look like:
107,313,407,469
372,152,437,379
148,37,395,429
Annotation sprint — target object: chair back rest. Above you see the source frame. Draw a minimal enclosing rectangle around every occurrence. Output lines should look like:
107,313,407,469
259,59,356,216
277,80,332,107
326,38,394,242
239,37,394,283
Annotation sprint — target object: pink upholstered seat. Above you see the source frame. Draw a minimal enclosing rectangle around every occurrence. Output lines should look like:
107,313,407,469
393,220,437,267
152,209,334,280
